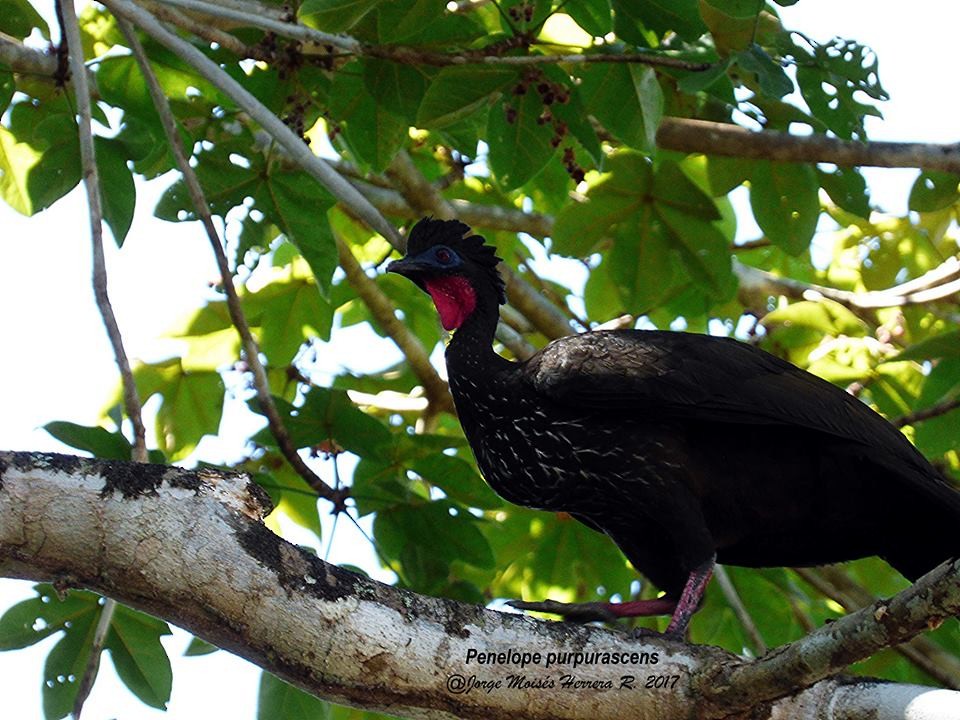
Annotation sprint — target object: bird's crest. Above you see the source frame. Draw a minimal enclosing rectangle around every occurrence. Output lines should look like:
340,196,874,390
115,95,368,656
405,218,506,304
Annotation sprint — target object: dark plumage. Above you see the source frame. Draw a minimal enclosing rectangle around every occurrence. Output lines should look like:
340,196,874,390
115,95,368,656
388,217,960,636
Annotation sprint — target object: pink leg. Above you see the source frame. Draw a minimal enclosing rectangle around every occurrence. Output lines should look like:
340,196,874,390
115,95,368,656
507,553,716,636
664,554,715,637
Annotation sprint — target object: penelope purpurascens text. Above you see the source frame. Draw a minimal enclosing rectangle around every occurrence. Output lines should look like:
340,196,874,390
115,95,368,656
387,217,960,637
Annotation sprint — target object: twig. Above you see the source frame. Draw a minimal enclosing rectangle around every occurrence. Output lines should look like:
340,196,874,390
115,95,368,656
892,397,960,429
713,565,767,655
335,235,454,416
138,0,252,56
56,3,148,715
149,0,362,52
734,260,960,310
148,0,711,71
657,117,960,175
114,17,344,505
102,0,401,247
793,566,960,689
59,0,148,461
72,598,117,718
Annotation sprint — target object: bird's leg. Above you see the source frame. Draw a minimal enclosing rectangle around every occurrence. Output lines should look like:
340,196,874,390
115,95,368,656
508,554,716,637
663,554,716,637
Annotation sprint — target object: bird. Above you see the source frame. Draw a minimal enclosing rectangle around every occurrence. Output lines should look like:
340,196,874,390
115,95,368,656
386,217,960,637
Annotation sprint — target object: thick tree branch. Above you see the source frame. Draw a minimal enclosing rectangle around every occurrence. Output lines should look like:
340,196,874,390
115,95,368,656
657,118,960,174
2,451,959,720
115,17,343,505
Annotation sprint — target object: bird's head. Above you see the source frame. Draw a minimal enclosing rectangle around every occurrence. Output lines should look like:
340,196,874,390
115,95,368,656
387,218,505,331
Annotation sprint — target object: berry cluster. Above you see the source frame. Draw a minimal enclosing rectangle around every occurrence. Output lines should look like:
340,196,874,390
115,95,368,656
506,2,535,23
282,94,309,140
503,69,586,183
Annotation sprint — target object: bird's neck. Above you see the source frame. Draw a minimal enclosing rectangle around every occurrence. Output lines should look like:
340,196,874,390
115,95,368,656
445,294,507,378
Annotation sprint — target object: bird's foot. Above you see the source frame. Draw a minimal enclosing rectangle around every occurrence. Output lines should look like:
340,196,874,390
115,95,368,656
631,625,683,641
505,599,619,623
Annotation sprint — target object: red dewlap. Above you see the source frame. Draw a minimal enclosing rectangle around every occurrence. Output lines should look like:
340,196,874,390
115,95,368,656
425,276,477,330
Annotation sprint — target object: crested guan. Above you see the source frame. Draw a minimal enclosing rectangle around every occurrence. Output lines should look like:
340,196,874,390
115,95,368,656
387,217,960,637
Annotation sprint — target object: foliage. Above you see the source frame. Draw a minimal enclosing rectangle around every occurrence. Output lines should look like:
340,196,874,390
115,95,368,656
2,0,959,717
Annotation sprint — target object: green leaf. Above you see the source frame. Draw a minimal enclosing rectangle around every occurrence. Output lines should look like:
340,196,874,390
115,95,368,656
908,171,960,213
488,91,556,190
43,421,133,460
761,299,867,339
706,155,752,196
184,637,219,656
0,0,49,39
95,137,136,246
361,58,427,123
377,0,484,43
375,501,495,575
652,161,721,219
749,161,819,255
623,0,705,40
416,67,516,129
260,386,393,460
410,454,503,509
656,204,734,299
258,672,332,720
818,166,870,218
578,63,662,152
258,176,339,296
608,213,679,312
330,65,407,171
106,606,172,709
566,0,613,36
0,110,81,215
0,69,14,115
299,0,382,32
890,330,960,362
736,44,793,98
553,193,643,256
132,359,225,460
915,359,960,456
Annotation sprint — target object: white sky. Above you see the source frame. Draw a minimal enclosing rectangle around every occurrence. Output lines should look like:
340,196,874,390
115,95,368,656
1,2,959,718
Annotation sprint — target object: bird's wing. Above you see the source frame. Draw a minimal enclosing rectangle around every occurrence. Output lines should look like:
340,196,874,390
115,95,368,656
524,329,925,466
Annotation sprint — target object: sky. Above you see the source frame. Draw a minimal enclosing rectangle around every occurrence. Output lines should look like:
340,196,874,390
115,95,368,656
1,1,959,718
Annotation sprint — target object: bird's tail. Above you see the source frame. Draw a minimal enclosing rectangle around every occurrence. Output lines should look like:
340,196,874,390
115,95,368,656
882,470,960,581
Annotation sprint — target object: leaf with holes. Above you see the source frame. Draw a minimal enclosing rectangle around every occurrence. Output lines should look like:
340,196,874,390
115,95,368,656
749,161,819,255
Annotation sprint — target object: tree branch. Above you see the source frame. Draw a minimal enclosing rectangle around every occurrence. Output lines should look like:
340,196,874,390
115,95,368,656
794,566,960,689
2,451,959,720
114,17,344,505
657,118,960,174
892,397,960,429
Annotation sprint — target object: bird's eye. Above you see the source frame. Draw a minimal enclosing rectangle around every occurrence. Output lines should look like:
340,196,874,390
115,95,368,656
435,248,453,264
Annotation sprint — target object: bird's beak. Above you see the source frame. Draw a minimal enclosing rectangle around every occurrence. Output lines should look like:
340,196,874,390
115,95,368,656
386,257,426,278
386,257,428,291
